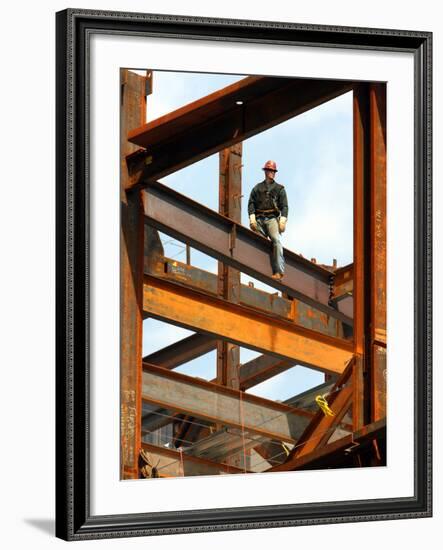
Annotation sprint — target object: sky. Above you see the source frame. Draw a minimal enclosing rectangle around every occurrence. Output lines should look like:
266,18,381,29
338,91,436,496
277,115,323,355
140,69,353,401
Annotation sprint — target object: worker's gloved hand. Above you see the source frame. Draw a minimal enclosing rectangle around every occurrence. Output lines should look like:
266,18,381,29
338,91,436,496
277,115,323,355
279,216,287,233
249,213,257,232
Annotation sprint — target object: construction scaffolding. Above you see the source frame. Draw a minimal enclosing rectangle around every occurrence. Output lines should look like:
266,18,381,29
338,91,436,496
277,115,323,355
120,69,386,480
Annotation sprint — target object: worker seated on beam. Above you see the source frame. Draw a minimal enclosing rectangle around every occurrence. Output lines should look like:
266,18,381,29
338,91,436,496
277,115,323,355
248,160,288,280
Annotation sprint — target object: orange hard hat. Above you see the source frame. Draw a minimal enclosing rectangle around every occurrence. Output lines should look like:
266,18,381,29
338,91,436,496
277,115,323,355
262,160,278,172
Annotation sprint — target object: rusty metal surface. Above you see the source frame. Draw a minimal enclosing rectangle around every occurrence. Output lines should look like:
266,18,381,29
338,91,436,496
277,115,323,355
352,85,370,431
127,77,354,185
369,84,387,422
268,419,386,472
332,263,354,306
154,256,290,316
369,84,387,344
142,363,313,444
352,83,387,429
143,274,353,374
217,145,242,391
295,384,353,459
372,345,387,421
150,257,351,340
120,69,147,479
281,359,354,464
143,181,352,325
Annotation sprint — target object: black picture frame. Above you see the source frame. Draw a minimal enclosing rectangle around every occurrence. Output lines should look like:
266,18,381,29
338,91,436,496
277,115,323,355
55,8,432,541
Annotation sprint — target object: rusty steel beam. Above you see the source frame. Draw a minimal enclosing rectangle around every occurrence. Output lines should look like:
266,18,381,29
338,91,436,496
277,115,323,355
352,83,387,429
142,363,313,444
217,144,242,391
149,256,348,339
120,69,147,479
369,83,387,422
157,257,292,318
329,264,354,325
279,358,354,467
267,419,386,472
238,355,295,390
127,76,354,185
352,84,370,431
291,384,353,460
142,333,216,368
140,442,247,477
143,181,352,325
143,274,353,374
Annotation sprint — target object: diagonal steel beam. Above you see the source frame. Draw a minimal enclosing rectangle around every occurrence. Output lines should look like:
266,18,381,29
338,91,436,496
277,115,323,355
272,359,355,470
127,76,354,185
143,182,352,325
143,274,353,374
142,333,216,368
267,419,386,472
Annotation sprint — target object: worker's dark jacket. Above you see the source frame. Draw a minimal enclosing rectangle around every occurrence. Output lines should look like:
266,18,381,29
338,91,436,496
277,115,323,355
248,180,288,218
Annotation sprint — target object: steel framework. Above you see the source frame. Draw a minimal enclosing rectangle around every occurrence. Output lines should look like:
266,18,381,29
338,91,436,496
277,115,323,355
120,69,386,480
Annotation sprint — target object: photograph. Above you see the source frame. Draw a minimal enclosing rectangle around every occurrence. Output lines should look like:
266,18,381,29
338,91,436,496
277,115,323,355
54,7,432,540
120,69,387,480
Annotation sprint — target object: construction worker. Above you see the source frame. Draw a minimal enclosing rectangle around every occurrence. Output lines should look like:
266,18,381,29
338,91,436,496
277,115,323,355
248,160,288,280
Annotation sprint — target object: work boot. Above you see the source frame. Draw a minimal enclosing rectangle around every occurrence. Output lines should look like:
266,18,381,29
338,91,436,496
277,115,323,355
271,273,283,280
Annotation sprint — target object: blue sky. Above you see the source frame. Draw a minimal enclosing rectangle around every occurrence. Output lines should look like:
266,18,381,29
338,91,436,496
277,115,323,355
142,70,353,401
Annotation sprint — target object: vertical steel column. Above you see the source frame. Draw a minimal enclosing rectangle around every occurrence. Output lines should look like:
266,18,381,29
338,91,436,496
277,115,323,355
217,144,243,468
353,83,387,434
369,83,387,422
120,69,149,479
352,85,370,431
217,144,242,390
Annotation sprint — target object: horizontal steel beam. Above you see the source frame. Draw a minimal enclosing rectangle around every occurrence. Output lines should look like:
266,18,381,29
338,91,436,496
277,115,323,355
143,275,353,374
142,363,313,444
140,442,247,476
127,76,354,184
143,182,352,325
148,256,348,339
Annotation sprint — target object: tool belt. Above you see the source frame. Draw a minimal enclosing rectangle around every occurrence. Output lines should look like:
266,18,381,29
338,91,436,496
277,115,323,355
255,208,279,216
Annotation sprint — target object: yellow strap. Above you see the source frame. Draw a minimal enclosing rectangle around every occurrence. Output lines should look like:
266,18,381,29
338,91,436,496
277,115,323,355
315,395,335,417
281,442,291,456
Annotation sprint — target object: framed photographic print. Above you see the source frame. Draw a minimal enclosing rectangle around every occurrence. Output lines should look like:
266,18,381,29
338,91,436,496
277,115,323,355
55,8,432,541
